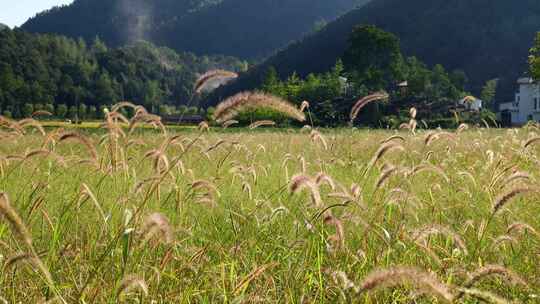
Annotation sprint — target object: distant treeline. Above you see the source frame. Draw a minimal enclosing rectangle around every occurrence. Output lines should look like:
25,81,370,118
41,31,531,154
0,29,246,118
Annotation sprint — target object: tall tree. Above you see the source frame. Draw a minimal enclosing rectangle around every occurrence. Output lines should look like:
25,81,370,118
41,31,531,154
480,79,499,109
342,25,404,90
95,71,116,105
530,32,540,80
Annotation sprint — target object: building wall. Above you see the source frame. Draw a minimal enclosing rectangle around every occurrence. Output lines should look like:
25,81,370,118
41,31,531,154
515,81,540,124
498,102,518,124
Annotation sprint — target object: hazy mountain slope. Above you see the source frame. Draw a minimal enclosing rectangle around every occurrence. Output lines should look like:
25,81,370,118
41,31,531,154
156,0,370,59
212,0,540,101
21,0,221,46
21,0,369,59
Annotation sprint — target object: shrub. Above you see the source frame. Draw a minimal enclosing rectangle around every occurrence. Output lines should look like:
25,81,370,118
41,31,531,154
56,104,68,118
88,106,97,119
68,105,78,120
78,104,87,120
22,104,34,118
44,104,55,115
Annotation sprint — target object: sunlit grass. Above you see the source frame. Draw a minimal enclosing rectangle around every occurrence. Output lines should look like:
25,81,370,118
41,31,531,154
0,123,539,303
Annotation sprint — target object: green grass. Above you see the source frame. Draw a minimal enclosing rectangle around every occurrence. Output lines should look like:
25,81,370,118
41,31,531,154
0,125,539,303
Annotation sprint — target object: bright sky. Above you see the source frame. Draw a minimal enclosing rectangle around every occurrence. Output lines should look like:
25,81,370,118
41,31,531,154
0,0,73,27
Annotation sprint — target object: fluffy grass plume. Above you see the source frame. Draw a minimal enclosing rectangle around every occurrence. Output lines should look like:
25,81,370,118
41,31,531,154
248,120,276,129
457,288,511,304
349,92,389,123
140,213,173,244
0,193,33,248
463,265,528,289
117,275,149,298
492,187,532,215
194,70,238,94
212,92,305,123
290,174,322,206
31,110,53,118
222,120,239,128
357,266,454,302
0,193,55,292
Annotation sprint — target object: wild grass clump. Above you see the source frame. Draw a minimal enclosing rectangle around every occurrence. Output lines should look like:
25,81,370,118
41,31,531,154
194,70,238,94
349,92,389,124
212,91,306,123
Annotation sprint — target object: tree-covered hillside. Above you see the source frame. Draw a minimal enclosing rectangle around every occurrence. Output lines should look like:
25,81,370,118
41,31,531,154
156,0,370,59
211,0,540,101
0,29,245,119
22,0,369,59
241,25,483,128
0,23,8,31
22,0,222,48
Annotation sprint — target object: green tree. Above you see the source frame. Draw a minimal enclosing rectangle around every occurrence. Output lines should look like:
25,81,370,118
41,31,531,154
44,103,54,115
342,25,404,90
206,106,215,120
95,71,117,106
56,104,68,118
143,81,163,113
480,79,499,110
449,70,468,92
404,57,430,97
78,103,87,120
88,106,97,119
159,105,171,115
68,105,78,120
22,103,34,117
91,36,108,54
262,67,282,93
530,32,540,80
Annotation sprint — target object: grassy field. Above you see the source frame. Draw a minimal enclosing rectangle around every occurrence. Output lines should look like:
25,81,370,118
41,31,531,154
0,120,539,303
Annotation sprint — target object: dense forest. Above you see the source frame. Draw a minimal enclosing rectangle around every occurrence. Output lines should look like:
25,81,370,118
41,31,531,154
22,0,369,59
0,23,8,30
0,29,245,119
211,0,540,102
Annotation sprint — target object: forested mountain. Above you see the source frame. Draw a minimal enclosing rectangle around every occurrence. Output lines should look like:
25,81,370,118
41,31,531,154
21,0,370,59
0,29,245,118
212,0,540,101
155,0,369,59
22,0,221,49
0,23,8,30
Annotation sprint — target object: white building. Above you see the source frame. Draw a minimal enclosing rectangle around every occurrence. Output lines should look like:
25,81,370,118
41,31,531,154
499,78,540,125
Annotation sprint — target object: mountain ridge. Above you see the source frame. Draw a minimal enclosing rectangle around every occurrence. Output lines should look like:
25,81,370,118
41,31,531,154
209,0,540,102
21,0,370,59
